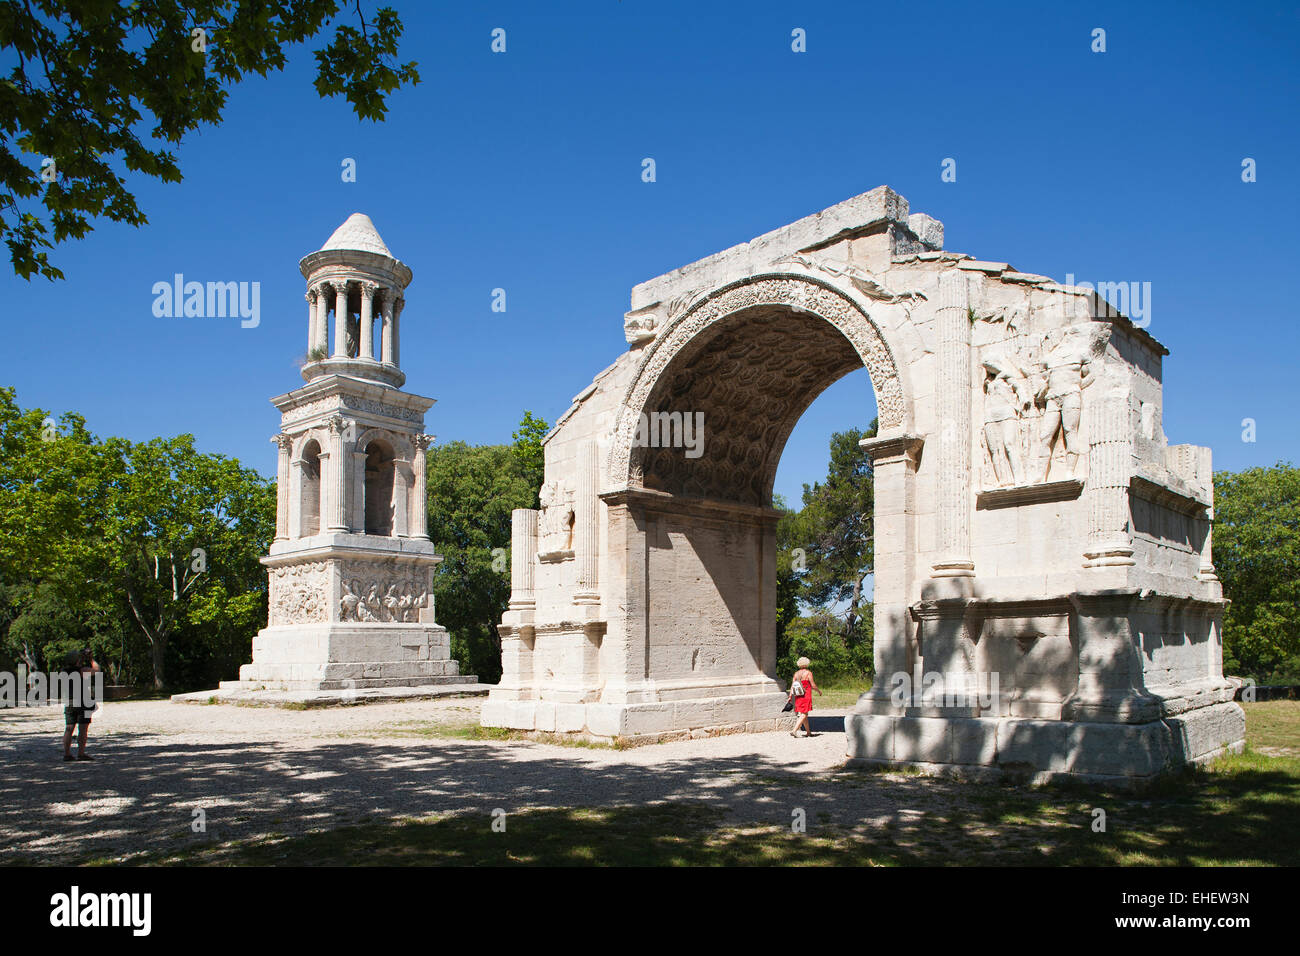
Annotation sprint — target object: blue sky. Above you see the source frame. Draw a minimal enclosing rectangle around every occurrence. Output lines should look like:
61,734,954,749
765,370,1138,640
4,0,1297,504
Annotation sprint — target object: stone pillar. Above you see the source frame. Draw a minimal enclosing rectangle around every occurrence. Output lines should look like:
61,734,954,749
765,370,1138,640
411,434,432,539
392,460,410,537
932,272,975,578
332,282,349,358
359,282,377,360
509,508,538,610
1064,590,1158,723
324,415,348,531
495,624,536,700
596,493,656,705
305,289,318,354
314,284,331,354
1193,446,1219,585
273,434,292,541
573,440,600,605
391,297,403,367
287,458,304,539
352,445,367,534
1083,387,1136,567
857,433,923,711
380,292,395,365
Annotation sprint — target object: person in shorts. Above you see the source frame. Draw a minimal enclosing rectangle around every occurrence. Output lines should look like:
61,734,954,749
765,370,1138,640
61,648,99,762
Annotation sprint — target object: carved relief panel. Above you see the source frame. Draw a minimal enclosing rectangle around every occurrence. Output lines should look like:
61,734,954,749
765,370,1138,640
975,313,1110,491
337,559,431,623
268,561,330,625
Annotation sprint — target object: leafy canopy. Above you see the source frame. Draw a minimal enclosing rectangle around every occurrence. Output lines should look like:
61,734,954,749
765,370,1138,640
1,1,418,280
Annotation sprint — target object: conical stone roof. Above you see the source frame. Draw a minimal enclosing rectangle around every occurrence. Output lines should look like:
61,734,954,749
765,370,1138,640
320,213,392,257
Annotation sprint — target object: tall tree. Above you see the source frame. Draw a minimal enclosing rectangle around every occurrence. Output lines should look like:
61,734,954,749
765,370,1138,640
98,433,273,689
1214,462,1300,681
425,413,549,682
3,1,418,279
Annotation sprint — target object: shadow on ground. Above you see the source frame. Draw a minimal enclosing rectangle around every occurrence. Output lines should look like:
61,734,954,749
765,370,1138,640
2,711,1297,866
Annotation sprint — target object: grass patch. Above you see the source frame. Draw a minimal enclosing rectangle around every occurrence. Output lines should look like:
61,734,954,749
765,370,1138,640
809,678,873,709
1242,700,1300,753
359,719,618,749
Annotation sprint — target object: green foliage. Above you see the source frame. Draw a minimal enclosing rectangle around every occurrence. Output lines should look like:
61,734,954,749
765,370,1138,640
1214,462,1300,682
426,413,549,682
776,612,872,684
511,410,549,506
0,386,273,690
2,2,418,280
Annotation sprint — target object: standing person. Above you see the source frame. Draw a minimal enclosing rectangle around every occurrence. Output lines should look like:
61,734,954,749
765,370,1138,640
61,648,100,762
787,656,822,738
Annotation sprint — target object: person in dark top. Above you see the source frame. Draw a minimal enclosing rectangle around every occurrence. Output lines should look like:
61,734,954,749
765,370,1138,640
61,648,100,762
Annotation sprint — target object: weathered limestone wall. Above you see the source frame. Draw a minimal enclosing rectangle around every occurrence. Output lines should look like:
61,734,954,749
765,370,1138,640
483,185,1242,778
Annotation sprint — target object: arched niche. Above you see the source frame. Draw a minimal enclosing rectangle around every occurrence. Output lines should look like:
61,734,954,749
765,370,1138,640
363,438,396,536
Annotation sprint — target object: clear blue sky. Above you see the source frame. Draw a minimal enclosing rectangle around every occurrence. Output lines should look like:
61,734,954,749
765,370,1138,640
4,0,1297,504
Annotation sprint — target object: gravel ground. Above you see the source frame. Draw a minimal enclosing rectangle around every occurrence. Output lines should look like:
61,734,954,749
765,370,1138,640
0,698,977,864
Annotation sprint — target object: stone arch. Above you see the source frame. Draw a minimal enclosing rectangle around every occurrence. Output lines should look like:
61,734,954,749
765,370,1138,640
293,436,323,537
361,436,397,536
608,273,911,499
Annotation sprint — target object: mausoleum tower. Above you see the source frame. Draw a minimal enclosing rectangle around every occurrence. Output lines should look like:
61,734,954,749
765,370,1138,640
300,213,410,387
227,213,475,692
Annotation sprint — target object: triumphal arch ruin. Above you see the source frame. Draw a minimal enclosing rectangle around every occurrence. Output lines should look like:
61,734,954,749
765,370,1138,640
481,186,1244,782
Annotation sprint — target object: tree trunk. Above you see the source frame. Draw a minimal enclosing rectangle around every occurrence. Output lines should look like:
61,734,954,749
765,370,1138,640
150,635,167,690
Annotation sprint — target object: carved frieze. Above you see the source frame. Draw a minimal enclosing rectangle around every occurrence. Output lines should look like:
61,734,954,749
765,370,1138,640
284,394,424,425
269,561,330,626
337,559,430,623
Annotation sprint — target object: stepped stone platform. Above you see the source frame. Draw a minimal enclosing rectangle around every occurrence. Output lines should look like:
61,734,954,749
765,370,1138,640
172,680,489,708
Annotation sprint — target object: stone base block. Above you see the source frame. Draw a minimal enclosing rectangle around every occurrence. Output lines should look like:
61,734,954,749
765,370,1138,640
480,690,792,743
230,621,474,692
845,701,1245,784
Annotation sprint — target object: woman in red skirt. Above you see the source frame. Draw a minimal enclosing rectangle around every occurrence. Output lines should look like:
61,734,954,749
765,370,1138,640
788,656,822,738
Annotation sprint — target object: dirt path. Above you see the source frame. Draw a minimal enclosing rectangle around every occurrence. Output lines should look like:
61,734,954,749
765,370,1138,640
0,699,980,864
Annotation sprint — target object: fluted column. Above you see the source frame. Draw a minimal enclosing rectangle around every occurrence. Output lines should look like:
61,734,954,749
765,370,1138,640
410,434,432,538
574,440,600,604
510,508,538,609
332,282,349,358
1083,387,1136,567
932,272,975,578
273,434,292,540
359,282,377,360
324,415,347,531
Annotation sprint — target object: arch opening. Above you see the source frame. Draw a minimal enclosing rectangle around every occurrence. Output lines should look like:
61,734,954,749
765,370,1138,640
363,440,396,536
298,439,322,537
633,305,868,507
